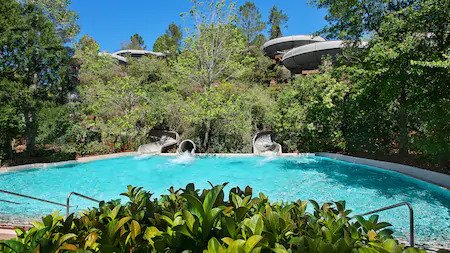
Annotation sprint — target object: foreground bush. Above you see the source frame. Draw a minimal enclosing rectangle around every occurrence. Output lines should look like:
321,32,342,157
0,184,424,253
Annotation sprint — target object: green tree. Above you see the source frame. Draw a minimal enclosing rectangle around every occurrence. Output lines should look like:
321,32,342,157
182,83,253,152
268,6,288,39
175,0,250,89
0,0,71,152
312,0,450,164
153,23,183,54
272,72,348,152
0,80,26,163
26,0,79,42
72,35,179,153
122,33,146,50
237,2,266,46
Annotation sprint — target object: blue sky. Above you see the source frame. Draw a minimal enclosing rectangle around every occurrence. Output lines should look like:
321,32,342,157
70,0,328,52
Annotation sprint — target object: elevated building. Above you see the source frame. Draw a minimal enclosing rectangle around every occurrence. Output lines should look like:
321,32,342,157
263,35,345,74
100,49,166,64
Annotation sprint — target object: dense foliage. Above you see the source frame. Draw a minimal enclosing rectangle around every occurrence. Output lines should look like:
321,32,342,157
0,0,76,158
0,184,425,252
0,0,448,171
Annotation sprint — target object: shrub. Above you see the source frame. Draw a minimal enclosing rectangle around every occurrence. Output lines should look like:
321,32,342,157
0,184,424,253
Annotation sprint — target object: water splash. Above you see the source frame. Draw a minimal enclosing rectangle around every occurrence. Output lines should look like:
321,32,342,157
258,155,278,166
134,154,155,160
291,156,317,164
170,151,195,165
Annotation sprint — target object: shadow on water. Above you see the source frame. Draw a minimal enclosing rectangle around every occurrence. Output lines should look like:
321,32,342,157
279,158,450,209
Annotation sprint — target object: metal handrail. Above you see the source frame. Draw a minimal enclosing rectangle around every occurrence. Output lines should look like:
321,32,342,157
66,192,100,218
0,189,67,207
0,189,101,219
354,202,414,246
0,198,22,205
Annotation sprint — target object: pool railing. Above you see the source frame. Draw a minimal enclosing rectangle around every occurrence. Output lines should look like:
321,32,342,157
0,189,415,246
354,202,414,246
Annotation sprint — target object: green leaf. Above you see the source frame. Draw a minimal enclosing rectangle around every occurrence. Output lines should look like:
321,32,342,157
402,248,427,253
84,232,99,249
144,226,161,240
244,235,263,253
272,243,289,253
182,193,205,218
203,185,225,213
228,239,246,253
109,205,121,220
374,222,392,231
57,243,78,251
112,216,132,235
245,214,264,235
56,233,77,247
0,240,26,252
183,210,197,233
207,237,222,253
222,237,234,246
129,220,141,240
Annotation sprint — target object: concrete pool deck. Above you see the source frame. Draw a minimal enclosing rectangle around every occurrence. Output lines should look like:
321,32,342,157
1,151,448,189
0,228,16,240
317,152,450,189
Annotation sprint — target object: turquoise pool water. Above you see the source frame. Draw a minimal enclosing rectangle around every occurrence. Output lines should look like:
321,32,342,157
0,155,449,246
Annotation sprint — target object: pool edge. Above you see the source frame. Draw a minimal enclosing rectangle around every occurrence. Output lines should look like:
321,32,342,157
2,151,448,189
315,152,450,189
0,152,139,174
0,152,315,174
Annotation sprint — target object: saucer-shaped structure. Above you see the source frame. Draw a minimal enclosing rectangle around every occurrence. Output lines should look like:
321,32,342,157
262,34,352,73
281,40,344,71
263,35,326,58
100,49,166,64
113,49,166,58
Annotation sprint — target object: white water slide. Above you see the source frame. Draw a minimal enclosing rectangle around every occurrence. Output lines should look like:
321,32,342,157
137,130,180,154
252,131,282,156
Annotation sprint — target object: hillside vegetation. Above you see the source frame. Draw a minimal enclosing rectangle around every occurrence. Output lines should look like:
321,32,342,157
0,0,448,172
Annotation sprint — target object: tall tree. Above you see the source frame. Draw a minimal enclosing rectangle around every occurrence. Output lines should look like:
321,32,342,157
174,0,251,150
175,0,248,89
312,0,450,161
0,0,70,152
122,33,146,50
26,0,79,42
268,6,288,39
0,80,25,162
237,2,266,45
153,23,183,54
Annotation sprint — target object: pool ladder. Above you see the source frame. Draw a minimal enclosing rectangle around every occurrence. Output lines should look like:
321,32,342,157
0,190,415,246
354,202,414,246
0,189,100,218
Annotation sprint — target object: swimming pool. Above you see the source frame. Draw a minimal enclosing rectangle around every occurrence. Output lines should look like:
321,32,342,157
0,154,449,246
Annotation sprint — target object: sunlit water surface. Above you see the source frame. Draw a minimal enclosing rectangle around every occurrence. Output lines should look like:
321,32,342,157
0,155,448,246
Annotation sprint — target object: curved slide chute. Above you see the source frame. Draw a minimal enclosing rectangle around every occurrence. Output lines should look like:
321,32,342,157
138,130,179,154
252,131,282,156
177,140,196,154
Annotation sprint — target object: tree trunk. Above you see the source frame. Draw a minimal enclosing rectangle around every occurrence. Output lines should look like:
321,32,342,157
398,87,408,157
203,120,211,151
25,110,37,153
0,138,13,164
